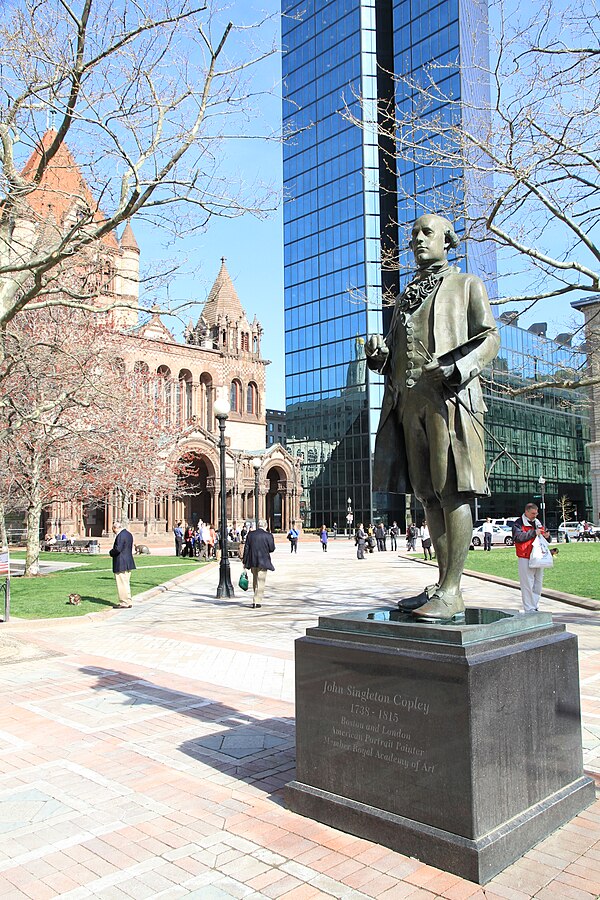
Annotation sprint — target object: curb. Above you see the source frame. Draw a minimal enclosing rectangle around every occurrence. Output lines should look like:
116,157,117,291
397,553,600,611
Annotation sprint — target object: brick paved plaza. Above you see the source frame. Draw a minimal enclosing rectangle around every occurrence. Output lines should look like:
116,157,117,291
0,540,598,899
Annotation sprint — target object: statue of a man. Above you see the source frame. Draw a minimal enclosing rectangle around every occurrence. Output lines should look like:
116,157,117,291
365,214,500,622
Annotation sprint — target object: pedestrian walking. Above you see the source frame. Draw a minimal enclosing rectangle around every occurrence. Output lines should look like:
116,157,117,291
355,523,367,559
375,522,387,551
482,517,493,551
288,523,300,553
173,522,183,557
367,525,376,553
513,503,551,613
242,520,275,609
389,521,399,551
420,521,433,560
183,525,194,558
406,523,418,551
320,525,328,552
109,522,136,608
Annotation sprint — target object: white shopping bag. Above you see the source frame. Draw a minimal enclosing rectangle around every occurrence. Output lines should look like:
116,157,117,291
529,535,553,569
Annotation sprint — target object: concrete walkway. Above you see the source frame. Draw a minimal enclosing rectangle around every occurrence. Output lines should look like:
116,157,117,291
0,541,598,899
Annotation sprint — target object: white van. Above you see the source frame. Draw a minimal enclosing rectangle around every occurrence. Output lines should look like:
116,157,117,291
474,517,518,529
558,521,580,539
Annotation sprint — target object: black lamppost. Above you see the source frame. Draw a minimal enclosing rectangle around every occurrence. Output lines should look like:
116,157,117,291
252,457,261,529
538,475,546,529
214,398,234,598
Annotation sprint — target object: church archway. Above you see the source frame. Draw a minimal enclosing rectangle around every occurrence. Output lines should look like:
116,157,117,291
178,452,214,526
266,466,285,532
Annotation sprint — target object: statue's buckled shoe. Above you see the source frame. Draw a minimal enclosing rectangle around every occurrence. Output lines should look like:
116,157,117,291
411,589,465,623
398,592,428,611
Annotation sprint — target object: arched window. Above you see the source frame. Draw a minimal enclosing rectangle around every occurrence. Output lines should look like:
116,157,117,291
230,379,242,413
112,357,126,375
101,260,116,295
200,373,213,431
157,365,172,424
178,369,193,423
246,382,258,415
133,360,150,399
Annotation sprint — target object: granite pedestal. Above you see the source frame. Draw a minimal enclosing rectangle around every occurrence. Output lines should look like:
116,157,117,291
285,609,595,884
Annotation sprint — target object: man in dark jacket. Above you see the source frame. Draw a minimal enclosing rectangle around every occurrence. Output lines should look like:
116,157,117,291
242,520,275,609
173,522,183,557
109,522,136,608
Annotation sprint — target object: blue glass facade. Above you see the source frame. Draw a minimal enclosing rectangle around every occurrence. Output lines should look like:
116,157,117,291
282,0,590,528
481,323,591,524
283,0,384,527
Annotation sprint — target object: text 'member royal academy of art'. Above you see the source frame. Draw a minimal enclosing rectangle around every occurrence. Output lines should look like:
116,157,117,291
15,130,301,540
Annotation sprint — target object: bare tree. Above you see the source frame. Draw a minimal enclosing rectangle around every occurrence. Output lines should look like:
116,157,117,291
347,0,599,305
557,494,577,525
0,0,277,330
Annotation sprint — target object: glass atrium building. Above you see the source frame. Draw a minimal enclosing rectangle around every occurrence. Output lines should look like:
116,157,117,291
282,0,591,529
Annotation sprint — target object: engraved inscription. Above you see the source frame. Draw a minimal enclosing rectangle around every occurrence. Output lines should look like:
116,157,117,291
321,678,435,773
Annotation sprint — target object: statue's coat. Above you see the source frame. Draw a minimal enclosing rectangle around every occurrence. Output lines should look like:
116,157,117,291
368,270,500,496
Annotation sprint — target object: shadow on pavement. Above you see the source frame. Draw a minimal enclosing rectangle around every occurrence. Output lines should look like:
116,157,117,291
80,665,296,803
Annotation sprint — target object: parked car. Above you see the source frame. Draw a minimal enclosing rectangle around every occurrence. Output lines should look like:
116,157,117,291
471,524,514,547
473,517,518,530
558,521,580,540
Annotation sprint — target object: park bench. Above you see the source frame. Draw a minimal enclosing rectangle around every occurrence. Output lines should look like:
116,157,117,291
227,540,241,558
44,540,69,552
69,540,100,553
43,539,100,553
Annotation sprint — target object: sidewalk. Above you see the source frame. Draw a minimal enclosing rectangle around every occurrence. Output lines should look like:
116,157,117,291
0,542,598,899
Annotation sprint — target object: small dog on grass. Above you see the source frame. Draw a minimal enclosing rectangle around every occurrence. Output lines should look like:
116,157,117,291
67,593,82,605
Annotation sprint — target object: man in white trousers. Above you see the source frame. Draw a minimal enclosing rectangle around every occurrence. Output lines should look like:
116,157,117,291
512,503,550,612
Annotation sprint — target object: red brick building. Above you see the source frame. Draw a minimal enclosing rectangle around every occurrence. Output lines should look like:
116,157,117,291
14,131,301,538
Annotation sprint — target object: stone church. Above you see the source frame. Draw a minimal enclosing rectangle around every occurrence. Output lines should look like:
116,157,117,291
15,130,301,538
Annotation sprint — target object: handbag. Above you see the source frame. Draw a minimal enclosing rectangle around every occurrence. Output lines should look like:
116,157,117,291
238,570,249,591
529,535,553,569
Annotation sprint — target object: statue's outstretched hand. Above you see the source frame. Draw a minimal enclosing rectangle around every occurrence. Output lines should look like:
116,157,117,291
365,334,389,369
421,358,455,385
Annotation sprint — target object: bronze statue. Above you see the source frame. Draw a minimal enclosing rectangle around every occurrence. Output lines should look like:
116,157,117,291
366,215,500,622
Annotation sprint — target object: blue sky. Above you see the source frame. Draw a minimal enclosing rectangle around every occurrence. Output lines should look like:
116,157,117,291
135,0,287,409
133,0,585,411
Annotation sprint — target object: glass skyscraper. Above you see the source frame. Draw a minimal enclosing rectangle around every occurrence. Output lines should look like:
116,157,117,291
283,0,384,529
282,0,590,529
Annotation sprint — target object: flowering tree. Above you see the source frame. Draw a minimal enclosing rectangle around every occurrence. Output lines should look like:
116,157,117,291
85,376,192,527
1,307,187,574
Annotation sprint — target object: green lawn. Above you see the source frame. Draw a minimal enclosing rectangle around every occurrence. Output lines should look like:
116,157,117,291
464,543,600,600
5,553,209,619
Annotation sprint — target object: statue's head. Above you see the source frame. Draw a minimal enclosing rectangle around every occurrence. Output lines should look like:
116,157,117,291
409,214,459,269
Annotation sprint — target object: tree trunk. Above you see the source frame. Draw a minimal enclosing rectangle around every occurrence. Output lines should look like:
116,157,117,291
24,496,43,576
0,500,7,550
117,488,130,526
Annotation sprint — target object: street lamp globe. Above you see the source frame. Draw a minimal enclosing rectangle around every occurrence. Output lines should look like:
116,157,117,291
252,457,262,471
214,398,230,418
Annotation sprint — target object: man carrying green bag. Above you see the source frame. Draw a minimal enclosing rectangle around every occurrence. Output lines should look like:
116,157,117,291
242,521,275,609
